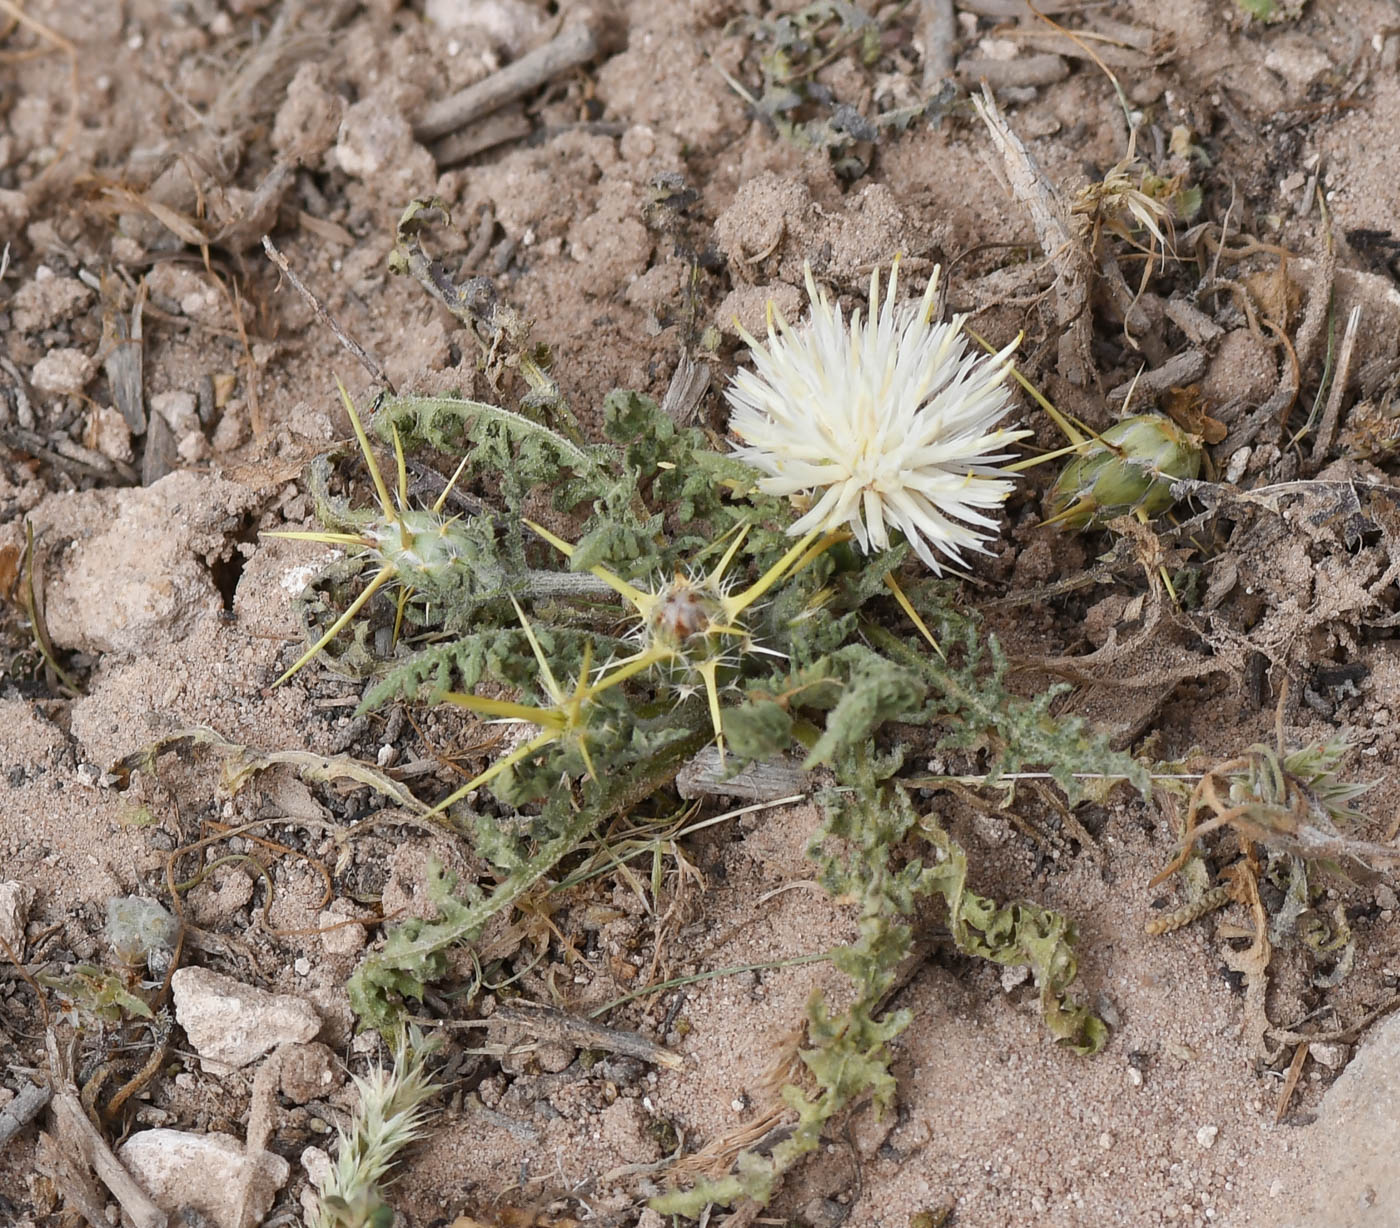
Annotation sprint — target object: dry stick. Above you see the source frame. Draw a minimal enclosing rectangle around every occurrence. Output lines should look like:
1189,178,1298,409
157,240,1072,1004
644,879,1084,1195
973,85,1094,386
430,108,533,167
0,1078,52,1151
487,1002,683,1070
44,1034,167,1228
104,283,147,436
1107,349,1209,402
261,235,395,394
1309,303,1362,470
1274,1040,1310,1125
415,22,600,144
919,0,957,86
957,0,1081,13
956,53,1069,89
675,748,811,803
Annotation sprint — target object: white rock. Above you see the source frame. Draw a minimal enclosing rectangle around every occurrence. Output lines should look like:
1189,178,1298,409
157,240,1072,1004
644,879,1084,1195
424,0,546,53
335,95,433,190
118,1129,289,1228
31,347,97,395
1281,1011,1400,1225
150,389,200,435
1195,1124,1219,1149
1000,964,1031,993
1310,1041,1351,1070
0,880,35,957
301,1143,332,1187
318,902,368,957
40,470,259,656
172,966,320,1072
85,404,134,464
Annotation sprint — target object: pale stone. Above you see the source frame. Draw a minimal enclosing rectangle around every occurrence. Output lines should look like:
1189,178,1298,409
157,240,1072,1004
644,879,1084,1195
318,902,368,957
1287,1012,1400,1225
118,1129,289,1228
172,966,320,1072
0,880,35,957
278,1041,341,1104
30,347,96,395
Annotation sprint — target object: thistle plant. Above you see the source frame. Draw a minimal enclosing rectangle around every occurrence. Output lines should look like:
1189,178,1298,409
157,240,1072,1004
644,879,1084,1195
269,253,1151,1211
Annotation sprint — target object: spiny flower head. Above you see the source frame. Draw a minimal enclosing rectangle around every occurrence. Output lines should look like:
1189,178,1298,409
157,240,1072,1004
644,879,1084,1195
265,379,475,686
726,261,1031,574
525,518,832,756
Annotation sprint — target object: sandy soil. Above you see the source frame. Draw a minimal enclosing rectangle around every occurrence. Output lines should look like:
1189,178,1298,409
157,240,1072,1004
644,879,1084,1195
2,1,1400,1226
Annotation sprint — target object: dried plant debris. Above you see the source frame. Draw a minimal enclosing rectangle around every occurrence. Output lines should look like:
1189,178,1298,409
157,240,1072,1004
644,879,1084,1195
720,1,956,177
1149,726,1399,1058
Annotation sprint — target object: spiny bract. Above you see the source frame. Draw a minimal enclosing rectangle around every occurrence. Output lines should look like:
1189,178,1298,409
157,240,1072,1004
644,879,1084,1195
727,261,1030,574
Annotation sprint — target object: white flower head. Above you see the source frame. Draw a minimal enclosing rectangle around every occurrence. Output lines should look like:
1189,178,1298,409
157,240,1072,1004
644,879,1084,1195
726,260,1031,574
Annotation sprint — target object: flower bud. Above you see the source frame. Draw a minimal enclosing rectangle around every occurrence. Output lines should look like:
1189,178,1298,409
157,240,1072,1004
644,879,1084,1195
1047,414,1201,529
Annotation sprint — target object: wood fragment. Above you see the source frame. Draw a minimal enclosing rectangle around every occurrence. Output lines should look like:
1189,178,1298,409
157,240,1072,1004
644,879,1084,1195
35,1129,110,1228
1274,1040,1309,1125
492,1002,683,1070
1162,295,1225,345
1084,14,1160,51
676,749,811,802
956,54,1068,89
1309,304,1362,469
660,349,712,426
44,1032,167,1228
0,1078,52,1151
0,425,137,484
429,107,533,167
1108,350,1209,402
443,1002,682,1070
974,86,1094,385
919,0,958,86
415,23,601,144
50,1092,166,1228
141,407,179,486
0,355,35,429
103,284,147,436
956,0,1080,14
1010,30,1159,71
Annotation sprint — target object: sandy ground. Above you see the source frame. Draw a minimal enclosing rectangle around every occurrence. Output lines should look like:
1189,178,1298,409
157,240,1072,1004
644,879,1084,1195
2,1,1400,1226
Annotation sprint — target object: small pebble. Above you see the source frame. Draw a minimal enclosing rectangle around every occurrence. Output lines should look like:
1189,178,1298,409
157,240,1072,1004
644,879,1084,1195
1310,1042,1350,1070
1099,1132,1113,1150
1195,1124,1219,1149
1225,447,1252,484
1001,964,1031,992
1127,1066,1144,1088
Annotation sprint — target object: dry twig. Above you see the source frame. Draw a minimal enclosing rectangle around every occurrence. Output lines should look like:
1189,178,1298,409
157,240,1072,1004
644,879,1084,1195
974,85,1094,385
415,22,602,144
491,1001,683,1070
0,1078,51,1152
262,235,394,393
42,1032,167,1228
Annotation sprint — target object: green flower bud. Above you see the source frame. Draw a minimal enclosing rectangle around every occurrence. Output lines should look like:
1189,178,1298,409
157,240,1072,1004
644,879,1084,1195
1047,414,1201,529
